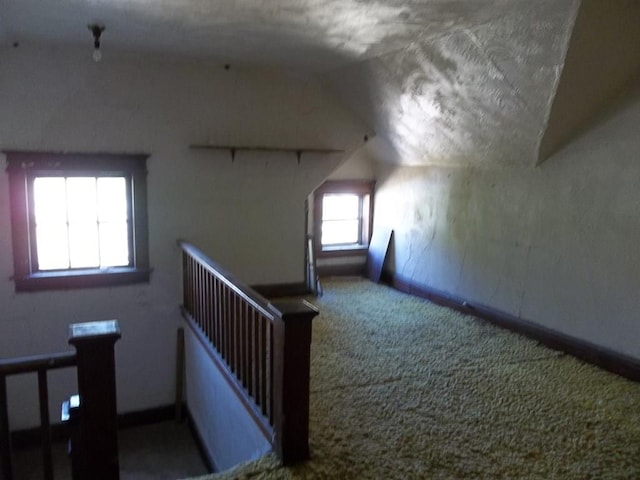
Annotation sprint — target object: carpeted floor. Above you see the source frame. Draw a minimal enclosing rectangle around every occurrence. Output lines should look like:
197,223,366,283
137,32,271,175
190,278,640,479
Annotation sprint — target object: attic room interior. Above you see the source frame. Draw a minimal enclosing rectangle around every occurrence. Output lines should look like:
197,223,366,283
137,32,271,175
1,0,639,479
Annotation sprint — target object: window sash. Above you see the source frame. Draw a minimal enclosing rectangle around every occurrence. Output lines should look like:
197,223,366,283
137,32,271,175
28,174,135,272
321,219,361,245
313,180,374,256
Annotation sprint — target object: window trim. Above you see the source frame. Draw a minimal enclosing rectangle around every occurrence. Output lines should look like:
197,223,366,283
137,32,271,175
5,151,151,292
313,180,374,259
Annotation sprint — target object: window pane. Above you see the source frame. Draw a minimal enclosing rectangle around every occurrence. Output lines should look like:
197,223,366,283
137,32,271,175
322,194,359,221
67,178,97,222
68,223,100,268
34,178,67,224
36,224,70,270
97,177,128,222
322,219,359,245
99,221,130,267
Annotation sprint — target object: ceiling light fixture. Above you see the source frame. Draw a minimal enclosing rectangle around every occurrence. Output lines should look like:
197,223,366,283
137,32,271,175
88,24,105,62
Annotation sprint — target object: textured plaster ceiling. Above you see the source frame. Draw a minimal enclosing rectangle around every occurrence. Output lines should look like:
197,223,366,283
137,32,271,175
323,1,580,167
0,0,583,167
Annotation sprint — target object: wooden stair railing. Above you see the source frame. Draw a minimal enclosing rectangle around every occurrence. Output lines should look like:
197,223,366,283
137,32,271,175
0,320,121,480
178,240,319,465
0,352,77,480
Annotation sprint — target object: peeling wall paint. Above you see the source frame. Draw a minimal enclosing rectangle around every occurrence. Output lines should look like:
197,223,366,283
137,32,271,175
374,81,640,360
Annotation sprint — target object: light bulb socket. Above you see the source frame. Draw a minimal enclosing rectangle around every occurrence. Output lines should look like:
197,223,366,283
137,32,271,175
88,24,105,62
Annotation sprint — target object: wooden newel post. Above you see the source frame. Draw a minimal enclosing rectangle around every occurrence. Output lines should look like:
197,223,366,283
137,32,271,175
0,375,13,480
270,300,319,465
68,320,121,480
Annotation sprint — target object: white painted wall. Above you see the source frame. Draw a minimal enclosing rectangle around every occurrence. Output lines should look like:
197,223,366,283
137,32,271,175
0,45,366,429
183,322,272,471
374,81,640,360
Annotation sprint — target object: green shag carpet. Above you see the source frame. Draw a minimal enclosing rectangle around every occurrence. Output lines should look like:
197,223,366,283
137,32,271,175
188,278,640,479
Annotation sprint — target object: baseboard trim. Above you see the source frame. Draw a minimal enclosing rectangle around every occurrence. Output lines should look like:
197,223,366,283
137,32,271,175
11,422,70,449
251,282,310,298
318,264,365,277
117,404,178,430
12,404,180,450
382,271,640,382
185,407,218,473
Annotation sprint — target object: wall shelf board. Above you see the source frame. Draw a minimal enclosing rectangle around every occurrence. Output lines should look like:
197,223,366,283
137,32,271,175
189,144,343,162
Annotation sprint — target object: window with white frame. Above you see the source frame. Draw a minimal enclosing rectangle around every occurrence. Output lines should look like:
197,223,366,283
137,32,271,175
6,152,150,292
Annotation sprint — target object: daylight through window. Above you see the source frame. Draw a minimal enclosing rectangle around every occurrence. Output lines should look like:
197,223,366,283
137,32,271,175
314,180,374,256
34,176,131,270
321,194,362,246
6,152,150,292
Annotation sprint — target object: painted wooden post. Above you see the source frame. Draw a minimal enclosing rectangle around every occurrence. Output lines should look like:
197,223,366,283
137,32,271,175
68,320,121,480
0,375,13,480
270,300,319,465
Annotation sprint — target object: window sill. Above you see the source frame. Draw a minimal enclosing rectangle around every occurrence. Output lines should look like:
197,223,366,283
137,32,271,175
318,245,368,258
14,267,152,293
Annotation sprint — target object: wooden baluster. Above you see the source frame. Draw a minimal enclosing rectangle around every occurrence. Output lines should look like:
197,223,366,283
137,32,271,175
216,279,222,350
237,300,243,382
0,375,13,480
240,303,248,387
250,310,258,400
228,292,235,370
186,256,191,313
191,262,197,323
232,293,238,371
223,287,230,362
181,252,186,310
187,257,193,315
243,305,251,392
260,317,271,421
194,264,200,326
253,314,258,396
190,258,196,320
212,278,219,350
37,370,53,480
267,321,273,424
201,267,207,334
197,265,203,328
240,300,246,383
233,295,241,375
257,315,268,415
206,273,213,343
246,308,253,396
182,252,187,311
201,267,206,332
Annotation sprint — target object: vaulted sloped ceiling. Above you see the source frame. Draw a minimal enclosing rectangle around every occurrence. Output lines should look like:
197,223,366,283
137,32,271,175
2,0,632,168
323,1,580,167
538,0,640,165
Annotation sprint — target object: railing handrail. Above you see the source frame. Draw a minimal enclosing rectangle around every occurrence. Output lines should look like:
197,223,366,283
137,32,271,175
0,351,77,376
178,240,274,317
1,351,77,480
